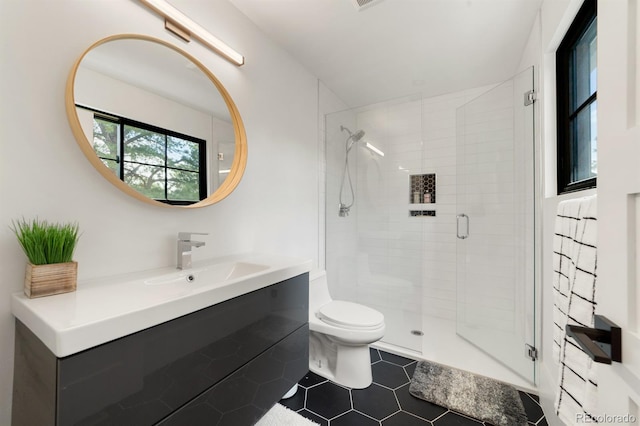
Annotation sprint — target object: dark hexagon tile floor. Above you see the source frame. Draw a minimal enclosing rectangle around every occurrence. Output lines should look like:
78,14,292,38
281,348,548,426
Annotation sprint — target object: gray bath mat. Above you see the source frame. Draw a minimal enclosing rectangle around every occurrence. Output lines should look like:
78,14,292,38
409,361,528,426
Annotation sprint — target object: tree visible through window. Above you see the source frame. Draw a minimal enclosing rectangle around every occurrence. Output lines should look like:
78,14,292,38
556,0,597,194
87,108,207,205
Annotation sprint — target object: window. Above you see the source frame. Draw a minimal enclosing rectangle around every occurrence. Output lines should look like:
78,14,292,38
556,0,597,194
83,107,207,205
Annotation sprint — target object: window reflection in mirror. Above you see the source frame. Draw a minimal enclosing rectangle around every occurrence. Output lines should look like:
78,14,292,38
79,106,207,205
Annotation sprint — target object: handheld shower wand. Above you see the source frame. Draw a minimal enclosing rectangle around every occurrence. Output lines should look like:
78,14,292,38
338,125,366,217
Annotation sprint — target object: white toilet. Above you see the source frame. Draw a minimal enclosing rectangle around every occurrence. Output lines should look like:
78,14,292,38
308,271,385,389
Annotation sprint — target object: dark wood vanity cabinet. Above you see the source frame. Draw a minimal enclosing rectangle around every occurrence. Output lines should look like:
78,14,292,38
12,273,309,426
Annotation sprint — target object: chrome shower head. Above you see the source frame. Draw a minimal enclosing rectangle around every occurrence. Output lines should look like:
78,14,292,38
351,129,365,142
340,125,365,140
340,125,366,151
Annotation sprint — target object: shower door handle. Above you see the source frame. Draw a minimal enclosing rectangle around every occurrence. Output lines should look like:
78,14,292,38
457,214,469,239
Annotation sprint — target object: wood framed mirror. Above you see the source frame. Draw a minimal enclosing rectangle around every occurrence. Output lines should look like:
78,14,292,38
65,34,247,208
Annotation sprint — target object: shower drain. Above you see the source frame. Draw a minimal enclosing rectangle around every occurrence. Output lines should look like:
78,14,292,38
411,330,424,336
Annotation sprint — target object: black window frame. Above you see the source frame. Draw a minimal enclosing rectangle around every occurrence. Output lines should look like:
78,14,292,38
78,105,208,205
556,0,597,194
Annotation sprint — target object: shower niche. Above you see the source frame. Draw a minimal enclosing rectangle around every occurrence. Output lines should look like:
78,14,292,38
409,173,436,217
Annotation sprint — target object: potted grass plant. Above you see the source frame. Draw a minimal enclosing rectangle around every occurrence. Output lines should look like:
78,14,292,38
11,218,80,298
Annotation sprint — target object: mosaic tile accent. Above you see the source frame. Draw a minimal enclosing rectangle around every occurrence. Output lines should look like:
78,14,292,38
410,174,436,204
409,210,436,217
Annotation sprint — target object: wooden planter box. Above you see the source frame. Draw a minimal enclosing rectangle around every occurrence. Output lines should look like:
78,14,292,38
24,261,77,298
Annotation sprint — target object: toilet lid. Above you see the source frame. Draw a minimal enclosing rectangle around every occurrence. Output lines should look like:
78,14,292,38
318,301,384,329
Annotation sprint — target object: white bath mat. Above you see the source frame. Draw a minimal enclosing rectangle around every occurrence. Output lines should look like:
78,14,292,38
255,403,319,426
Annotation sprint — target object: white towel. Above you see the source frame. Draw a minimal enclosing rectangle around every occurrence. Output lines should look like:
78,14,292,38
552,195,598,424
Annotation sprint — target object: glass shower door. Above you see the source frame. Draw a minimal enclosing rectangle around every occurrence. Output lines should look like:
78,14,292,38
456,68,536,383
325,97,424,353
353,98,425,352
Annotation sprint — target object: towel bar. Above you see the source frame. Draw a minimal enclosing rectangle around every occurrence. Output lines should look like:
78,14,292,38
566,315,621,364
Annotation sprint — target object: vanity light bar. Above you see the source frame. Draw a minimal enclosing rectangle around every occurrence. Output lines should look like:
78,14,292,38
365,142,385,157
139,0,245,66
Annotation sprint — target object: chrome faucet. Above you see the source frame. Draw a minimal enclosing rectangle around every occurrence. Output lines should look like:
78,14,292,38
177,232,208,270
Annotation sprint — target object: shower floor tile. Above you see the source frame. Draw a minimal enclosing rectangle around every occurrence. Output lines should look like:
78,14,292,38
282,348,547,426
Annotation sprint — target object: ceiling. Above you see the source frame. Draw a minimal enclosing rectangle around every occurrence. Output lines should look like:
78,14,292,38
228,0,542,108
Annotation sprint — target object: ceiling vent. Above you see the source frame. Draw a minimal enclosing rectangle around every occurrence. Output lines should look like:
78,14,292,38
351,0,385,11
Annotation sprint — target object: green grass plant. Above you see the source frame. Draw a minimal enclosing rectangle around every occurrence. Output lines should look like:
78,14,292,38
11,218,80,265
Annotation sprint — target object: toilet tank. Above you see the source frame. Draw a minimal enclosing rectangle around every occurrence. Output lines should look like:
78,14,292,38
309,270,333,311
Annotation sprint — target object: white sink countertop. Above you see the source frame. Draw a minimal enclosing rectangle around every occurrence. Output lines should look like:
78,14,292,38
11,253,312,358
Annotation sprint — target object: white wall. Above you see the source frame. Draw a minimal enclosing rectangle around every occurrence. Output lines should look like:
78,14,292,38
514,0,597,424
0,0,343,422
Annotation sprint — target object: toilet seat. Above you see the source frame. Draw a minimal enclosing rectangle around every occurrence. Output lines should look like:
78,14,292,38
318,301,384,330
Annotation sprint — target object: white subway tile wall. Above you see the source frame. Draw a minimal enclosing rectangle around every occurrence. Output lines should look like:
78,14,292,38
325,81,533,356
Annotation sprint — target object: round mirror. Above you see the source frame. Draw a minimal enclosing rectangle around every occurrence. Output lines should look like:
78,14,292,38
65,34,247,208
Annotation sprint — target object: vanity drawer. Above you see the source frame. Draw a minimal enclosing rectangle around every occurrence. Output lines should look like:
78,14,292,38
158,324,309,426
